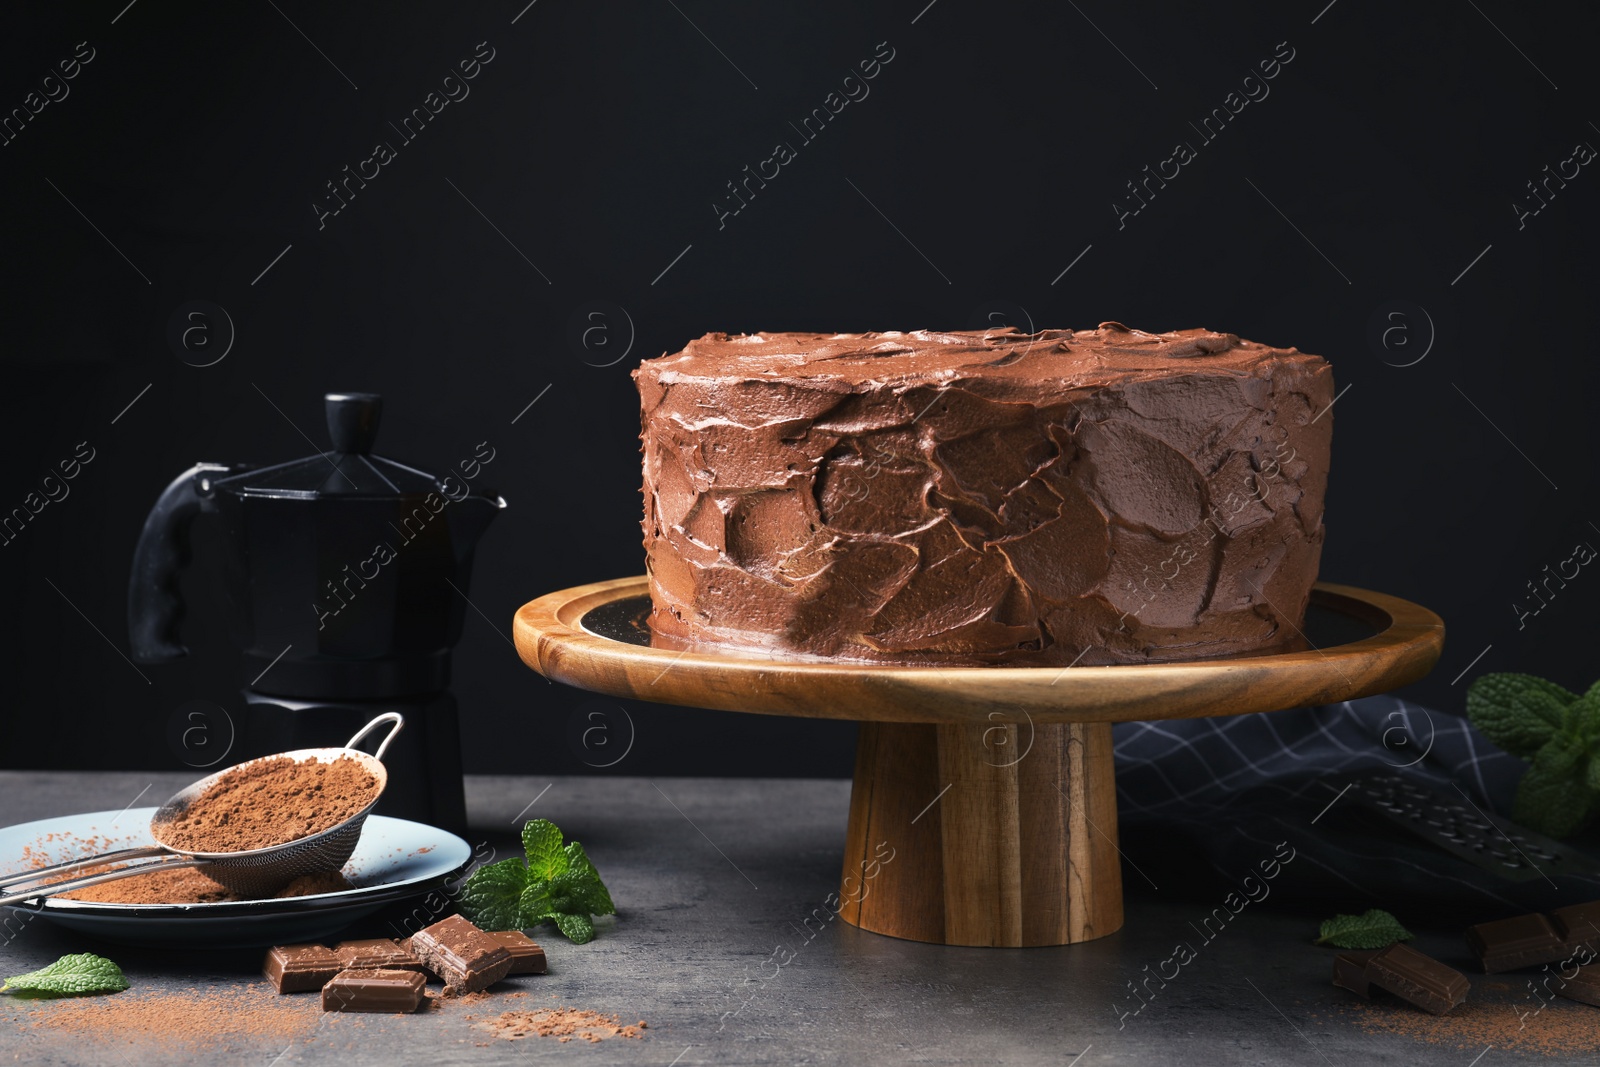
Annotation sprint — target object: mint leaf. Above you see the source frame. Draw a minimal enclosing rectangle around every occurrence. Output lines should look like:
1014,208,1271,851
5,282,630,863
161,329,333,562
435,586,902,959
1587,755,1600,794
503,819,617,942
520,872,599,928
522,819,567,882
458,857,528,931
552,913,595,945
1515,761,1595,838
1540,690,1585,735
543,873,581,917
1574,693,1600,741
2,954,129,998
1314,909,1413,949
563,842,616,915
1534,734,1587,776
517,881,554,926
1469,674,1574,757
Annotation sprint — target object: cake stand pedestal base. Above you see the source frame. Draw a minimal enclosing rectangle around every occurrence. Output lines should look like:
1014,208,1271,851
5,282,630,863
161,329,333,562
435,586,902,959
513,577,1445,951
839,721,1122,946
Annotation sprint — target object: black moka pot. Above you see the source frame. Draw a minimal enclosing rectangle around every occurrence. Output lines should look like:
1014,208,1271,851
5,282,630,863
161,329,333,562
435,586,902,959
127,392,504,833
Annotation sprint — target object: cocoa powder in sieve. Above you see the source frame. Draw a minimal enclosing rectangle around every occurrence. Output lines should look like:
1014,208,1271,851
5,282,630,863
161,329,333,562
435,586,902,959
155,754,379,853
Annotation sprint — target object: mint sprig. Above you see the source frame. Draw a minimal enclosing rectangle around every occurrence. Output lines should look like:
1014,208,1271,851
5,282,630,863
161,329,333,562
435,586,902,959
1,953,130,998
1314,909,1413,949
1468,673,1600,838
458,819,615,943
458,857,529,932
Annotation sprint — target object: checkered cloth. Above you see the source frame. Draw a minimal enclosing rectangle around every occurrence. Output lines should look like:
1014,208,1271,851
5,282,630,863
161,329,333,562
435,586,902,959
1112,696,1600,913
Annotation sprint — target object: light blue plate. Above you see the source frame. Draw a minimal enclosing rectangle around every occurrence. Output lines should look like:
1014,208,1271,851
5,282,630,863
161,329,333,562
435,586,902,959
0,808,472,948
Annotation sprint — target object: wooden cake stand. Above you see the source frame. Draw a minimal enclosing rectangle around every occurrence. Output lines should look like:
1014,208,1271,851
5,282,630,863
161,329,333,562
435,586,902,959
512,579,1443,948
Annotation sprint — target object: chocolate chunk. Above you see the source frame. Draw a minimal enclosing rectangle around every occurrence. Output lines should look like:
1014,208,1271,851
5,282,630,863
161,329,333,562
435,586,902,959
1367,944,1469,1015
333,938,424,971
1466,913,1568,973
1331,950,1380,998
489,931,548,975
1556,963,1600,1007
409,914,512,995
321,968,426,1014
262,943,342,994
1552,901,1600,948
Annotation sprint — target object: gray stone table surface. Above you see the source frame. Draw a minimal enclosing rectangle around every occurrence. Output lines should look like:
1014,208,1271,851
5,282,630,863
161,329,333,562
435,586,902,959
0,772,1583,1065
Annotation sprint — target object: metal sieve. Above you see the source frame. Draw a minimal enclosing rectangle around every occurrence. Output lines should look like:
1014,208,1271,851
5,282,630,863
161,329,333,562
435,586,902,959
0,712,402,906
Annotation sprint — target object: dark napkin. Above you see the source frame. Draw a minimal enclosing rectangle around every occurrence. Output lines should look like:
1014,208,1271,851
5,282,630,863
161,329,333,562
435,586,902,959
1112,696,1600,917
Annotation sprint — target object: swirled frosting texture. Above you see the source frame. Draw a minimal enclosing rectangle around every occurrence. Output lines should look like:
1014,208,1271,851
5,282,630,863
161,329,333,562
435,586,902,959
634,324,1333,666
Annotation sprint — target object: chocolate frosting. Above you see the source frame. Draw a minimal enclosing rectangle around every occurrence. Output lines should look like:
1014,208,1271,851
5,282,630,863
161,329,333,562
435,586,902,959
634,324,1333,666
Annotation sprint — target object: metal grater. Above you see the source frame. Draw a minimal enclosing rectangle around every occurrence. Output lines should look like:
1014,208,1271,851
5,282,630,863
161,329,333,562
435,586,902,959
1327,772,1600,882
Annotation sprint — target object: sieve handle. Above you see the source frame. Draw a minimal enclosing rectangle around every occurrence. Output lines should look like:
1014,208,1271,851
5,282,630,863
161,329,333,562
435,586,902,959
0,846,168,893
344,712,404,762
0,851,210,908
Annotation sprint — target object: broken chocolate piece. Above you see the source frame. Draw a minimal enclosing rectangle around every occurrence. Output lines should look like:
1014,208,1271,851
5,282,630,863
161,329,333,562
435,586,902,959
409,914,512,995
262,943,342,994
489,930,548,975
1367,944,1469,1015
333,938,424,971
1466,913,1568,973
1552,902,1600,949
1332,950,1380,998
1556,964,1600,1007
321,967,426,1013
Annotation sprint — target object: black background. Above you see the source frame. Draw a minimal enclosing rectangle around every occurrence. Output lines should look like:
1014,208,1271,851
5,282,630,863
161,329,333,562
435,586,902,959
0,1,1594,776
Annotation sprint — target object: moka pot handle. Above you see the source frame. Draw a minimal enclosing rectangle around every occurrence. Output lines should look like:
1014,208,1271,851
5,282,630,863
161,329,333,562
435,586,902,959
127,462,231,664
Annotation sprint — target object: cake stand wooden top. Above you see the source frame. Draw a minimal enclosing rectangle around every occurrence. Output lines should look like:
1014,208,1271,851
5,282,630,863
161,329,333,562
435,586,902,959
511,577,1444,724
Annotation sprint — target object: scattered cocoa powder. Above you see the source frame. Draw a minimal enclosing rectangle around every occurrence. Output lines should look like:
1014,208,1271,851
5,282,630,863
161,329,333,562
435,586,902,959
62,867,241,903
20,834,122,870
58,866,356,904
15,986,314,1050
155,754,379,853
9,945,623,1054
480,1007,647,1043
275,871,358,897
1328,990,1600,1056
16,981,536,1051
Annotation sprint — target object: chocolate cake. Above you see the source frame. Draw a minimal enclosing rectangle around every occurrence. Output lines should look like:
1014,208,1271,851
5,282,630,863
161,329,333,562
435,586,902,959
633,323,1332,666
